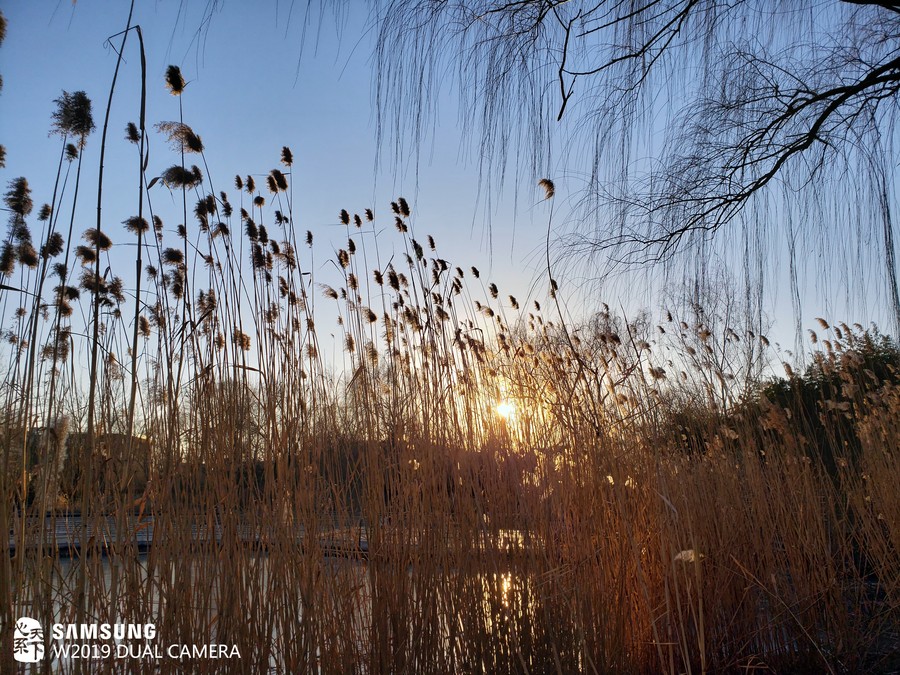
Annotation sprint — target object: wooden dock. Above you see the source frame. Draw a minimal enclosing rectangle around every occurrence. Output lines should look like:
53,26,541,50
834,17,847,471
6,515,370,560
8,515,535,563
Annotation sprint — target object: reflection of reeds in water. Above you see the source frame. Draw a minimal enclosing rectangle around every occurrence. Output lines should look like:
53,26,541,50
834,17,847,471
0,61,898,675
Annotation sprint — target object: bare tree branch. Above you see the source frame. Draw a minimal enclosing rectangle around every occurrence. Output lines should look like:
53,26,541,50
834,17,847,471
372,0,900,332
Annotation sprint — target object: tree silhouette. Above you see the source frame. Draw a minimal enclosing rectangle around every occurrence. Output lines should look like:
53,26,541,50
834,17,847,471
369,0,900,332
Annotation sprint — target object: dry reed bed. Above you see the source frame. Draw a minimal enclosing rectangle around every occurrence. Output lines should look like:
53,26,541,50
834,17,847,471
0,62,897,674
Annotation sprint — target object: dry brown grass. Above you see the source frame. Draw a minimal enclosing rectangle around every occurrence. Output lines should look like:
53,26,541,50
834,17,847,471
0,71,898,675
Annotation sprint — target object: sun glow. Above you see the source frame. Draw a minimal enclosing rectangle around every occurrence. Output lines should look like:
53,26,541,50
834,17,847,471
495,400,516,420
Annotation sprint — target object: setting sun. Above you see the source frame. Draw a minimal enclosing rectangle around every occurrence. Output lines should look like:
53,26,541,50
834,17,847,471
495,400,516,420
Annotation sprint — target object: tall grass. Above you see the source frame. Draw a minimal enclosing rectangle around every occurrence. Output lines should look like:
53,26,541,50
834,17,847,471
1,61,898,675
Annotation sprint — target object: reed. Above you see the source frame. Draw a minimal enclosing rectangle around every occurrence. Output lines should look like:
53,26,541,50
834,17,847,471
1,51,898,675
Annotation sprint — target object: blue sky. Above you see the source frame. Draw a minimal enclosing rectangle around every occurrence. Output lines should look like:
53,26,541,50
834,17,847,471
1,1,894,368
0,4,548,269
1,1,561,365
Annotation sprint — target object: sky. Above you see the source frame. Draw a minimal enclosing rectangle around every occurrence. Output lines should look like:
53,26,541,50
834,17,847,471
1,1,563,366
1,0,895,371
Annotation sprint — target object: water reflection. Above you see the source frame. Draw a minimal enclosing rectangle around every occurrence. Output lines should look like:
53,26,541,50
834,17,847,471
11,528,559,673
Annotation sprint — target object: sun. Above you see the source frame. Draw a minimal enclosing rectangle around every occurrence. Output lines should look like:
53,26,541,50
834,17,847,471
495,400,516,421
